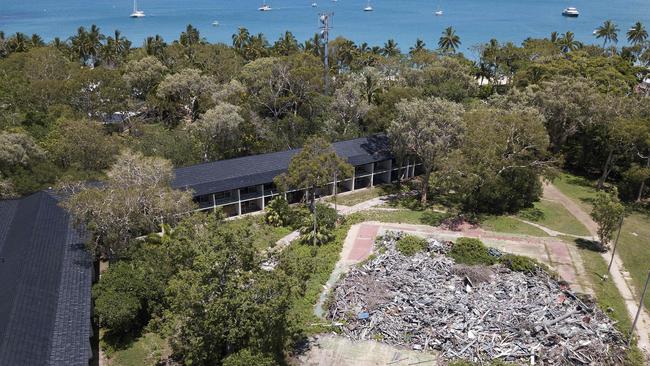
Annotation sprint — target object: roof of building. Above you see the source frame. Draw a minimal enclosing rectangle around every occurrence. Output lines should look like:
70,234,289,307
172,135,392,197
0,191,93,366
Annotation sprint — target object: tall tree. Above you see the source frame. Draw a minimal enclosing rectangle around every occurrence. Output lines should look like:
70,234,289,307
627,21,648,45
101,29,131,68
409,38,426,56
191,103,244,161
438,26,461,53
558,31,581,53
381,39,401,57
595,20,619,47
144,34,167,59
274,137,353,245
63,150,195,258
156,68,216,124
388,97,465,204
232,27,251,53
591,192,625,250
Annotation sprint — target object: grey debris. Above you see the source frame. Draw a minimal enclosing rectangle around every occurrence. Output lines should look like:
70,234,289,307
326,231,628,365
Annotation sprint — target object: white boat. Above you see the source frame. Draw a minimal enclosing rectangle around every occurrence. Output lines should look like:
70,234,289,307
562,7,579,17
364,0,373,11
434,10,443,15
212,21,220,26
312,2,318,7
259,1,272,11
130,0,145,17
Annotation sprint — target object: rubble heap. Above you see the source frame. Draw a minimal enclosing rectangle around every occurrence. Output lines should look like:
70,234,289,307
327,232,628,365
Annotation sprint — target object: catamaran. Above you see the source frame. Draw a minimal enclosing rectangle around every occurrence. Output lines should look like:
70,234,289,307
130,0,145,17
259,1,272,11
364,0,373,11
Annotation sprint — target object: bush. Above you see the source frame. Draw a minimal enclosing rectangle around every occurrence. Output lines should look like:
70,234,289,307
265,197,292,227
396,235,428,256
519,207,545,221
420,210,451,226
222,349,276,366
448,237,496,265
92,262,147,333
500,254,542,273
299,203,338,245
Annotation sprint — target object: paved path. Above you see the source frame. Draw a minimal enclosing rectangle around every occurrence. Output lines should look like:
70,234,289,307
543,182,650,354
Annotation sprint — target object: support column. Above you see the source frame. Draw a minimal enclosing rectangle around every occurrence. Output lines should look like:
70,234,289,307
237,189,242,216
212,194,217,213
370,163,375,187
261,185,265,210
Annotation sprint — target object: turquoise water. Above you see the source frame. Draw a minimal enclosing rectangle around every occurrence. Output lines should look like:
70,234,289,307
2,0,649,55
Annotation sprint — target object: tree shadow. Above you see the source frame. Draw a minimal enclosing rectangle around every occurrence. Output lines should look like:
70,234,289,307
574,238,606,253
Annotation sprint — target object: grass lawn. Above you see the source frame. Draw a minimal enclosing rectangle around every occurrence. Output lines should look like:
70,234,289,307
519,200,591,237
325,186,390,207
480,215,549,237
552,173,600,213
221,215,293,251
552,172,650,315
574,245,646,365
104,332,169,366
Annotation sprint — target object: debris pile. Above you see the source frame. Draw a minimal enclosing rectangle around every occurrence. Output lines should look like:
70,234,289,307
327,232,628,365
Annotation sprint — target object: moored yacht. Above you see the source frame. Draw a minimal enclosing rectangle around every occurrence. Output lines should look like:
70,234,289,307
259,1,272,11
364,0,373,11
434,10,443,15
562,7,579,17
130,0,145,17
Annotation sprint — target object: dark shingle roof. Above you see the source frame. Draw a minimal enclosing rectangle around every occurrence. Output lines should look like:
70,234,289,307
173,135,392,196
0,191,93,366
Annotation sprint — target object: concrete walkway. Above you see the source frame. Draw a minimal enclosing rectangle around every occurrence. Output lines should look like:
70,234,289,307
543,182,650,355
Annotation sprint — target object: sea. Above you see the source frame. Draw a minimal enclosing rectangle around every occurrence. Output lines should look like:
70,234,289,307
1,0,650,57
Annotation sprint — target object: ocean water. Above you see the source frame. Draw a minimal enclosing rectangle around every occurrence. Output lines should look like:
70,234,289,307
1,0,649,56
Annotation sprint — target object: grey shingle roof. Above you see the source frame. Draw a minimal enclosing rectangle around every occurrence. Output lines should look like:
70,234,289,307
173,135,392,196
0,191,93,366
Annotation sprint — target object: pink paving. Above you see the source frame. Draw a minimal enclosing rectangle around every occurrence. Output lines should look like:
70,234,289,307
347,224,379,261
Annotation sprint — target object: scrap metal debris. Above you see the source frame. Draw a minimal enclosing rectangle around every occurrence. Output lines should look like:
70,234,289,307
327,231,628,365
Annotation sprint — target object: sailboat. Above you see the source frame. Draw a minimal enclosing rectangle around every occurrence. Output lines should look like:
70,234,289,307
130,0,145,17
434,0,443,15
364,0,373,11
259,0,272,11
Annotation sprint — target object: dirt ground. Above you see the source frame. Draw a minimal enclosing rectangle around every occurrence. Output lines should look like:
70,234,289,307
296,334,439,366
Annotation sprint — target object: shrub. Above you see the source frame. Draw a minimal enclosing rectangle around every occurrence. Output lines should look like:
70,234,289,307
396,235,427,256
448,237,496,265
222,349,276,366
500,254,542,273
420,210,451,226
519,207,545,221
299,203,338,245
265,197,292,227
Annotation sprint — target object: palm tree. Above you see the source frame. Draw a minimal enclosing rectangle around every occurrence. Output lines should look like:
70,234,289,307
179,24,201,47
409,38,426,55
438,26,461,53
558,31,581,53
381,39,400,57
7,32,29,53
595,20,619,47
627,22,648,45
30,34,45,47
302,33,323,57
549,31,559,44
144,35,166,59
273,31,299,56
231,27,250,52
244,33,269,60
102,30,131,67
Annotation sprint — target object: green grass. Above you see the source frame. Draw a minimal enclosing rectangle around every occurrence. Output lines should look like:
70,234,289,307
481,215,549,237
221,215,293,251
552,172,650,315
574,244,646,365
105,332,169,366
326,186,390,207
552,173,600,213
518,200,591,237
